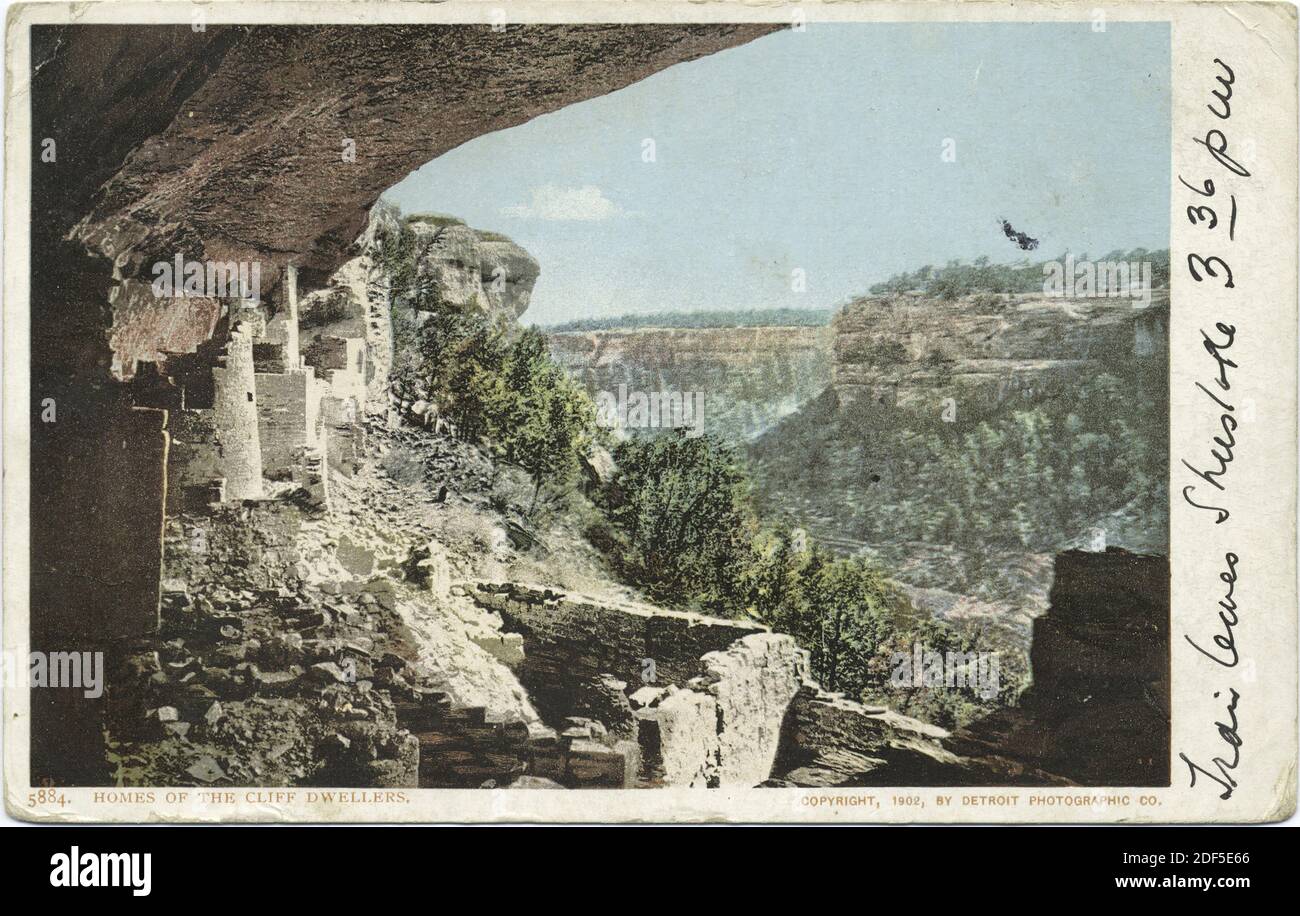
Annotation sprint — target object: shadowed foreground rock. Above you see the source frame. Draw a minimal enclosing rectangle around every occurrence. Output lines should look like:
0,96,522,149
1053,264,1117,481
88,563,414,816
950,549,1170,786
765,549,1167,788
766,687,1068,787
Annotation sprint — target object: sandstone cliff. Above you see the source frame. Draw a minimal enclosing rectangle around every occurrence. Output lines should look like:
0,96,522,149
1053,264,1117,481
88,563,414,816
745,289,1170,659
831,290,1168,410
548,325,831,441
403,215,540,322
297,201,400,415
296,202,541,419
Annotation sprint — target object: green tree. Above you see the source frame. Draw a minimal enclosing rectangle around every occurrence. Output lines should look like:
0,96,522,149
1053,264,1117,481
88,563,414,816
608,432,757,611
795,556,899,693
500,352,599,515
737,525,815,627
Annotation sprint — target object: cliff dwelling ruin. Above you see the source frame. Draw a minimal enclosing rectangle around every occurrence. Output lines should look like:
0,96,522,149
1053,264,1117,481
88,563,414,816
26,23,1169,791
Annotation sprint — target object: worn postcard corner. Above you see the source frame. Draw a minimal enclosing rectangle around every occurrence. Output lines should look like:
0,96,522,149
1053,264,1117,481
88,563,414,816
2,0,1297,824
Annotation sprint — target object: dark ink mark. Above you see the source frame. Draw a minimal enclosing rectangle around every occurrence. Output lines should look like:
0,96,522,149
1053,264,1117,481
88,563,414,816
1208,58,1235,120
1179,688,1242,799
1180,322,1238,523
999,218,1039,251
1183,552,1240,667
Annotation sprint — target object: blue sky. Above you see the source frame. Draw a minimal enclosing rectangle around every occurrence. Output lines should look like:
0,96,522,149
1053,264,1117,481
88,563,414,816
388,23,1170,326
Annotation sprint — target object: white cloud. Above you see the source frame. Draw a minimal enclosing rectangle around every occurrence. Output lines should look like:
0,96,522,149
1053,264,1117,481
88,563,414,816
501,184,623,221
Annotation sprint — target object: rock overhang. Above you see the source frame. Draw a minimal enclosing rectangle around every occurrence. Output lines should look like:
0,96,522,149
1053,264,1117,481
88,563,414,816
32,22,780,378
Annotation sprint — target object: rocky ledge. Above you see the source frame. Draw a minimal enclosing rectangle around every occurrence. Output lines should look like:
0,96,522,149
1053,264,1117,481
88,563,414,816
832,291,1168,411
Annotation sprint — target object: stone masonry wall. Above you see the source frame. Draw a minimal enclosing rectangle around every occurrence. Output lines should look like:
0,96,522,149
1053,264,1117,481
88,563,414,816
255,368,327,478
209,322,265,500
473,583,765,718
303,335,368,476
304,335,367,405
634,634,807,787
165,322,265,507
262,265,301,370
704,635,807,785
166,410,227,510
473,584,809,787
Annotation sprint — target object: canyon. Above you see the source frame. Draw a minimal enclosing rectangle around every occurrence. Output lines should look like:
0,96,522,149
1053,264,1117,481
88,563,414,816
547,288,1167,438
27,24,1168,792
547,325,831,441
546,288,1169,643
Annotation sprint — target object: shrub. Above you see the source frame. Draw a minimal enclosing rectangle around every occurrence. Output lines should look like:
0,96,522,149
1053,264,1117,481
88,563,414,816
606,432,756,611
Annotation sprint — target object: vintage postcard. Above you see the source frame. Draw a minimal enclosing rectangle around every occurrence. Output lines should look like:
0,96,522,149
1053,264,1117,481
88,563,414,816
2,0,1296,824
